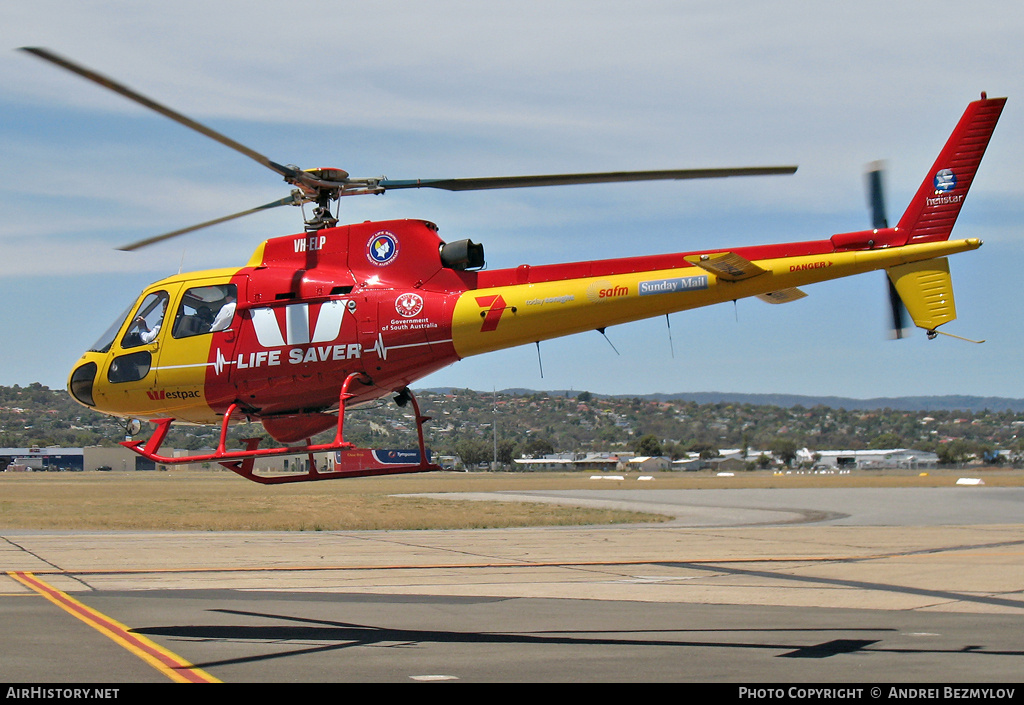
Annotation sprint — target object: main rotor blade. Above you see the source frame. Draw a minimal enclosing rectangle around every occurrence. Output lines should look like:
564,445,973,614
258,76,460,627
378,166,797,192
20,47,303,184
118,194,302,251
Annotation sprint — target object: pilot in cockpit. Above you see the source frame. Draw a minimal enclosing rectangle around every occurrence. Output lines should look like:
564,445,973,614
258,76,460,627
123,291,168,347
210,292,236,332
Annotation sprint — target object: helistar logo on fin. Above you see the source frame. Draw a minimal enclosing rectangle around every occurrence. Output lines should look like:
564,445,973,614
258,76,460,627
933,168,957,193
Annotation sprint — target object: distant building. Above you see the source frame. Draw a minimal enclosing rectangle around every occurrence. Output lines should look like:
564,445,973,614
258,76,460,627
671,457,703,471
1,447,84,472
572,454,623,472
707,457,748,473
808,448,939,470
626,456,671,472
512,457,576,471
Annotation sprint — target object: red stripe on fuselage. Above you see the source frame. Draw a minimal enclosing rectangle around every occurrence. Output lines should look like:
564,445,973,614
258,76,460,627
476,239,834,288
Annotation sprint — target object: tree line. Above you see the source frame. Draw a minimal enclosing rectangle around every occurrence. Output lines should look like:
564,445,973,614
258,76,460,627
2,383,1021,467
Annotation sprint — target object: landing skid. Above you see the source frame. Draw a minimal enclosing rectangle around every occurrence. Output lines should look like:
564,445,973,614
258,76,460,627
120,374,441,484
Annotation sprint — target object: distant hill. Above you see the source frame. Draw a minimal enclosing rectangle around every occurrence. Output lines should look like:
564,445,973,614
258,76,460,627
425,388,1024,413
623,392,1024,413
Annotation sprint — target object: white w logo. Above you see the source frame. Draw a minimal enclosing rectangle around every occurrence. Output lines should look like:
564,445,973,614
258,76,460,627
250,301,347,347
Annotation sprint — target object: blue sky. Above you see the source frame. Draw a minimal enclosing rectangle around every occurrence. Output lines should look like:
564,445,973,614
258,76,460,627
2,1,1022,400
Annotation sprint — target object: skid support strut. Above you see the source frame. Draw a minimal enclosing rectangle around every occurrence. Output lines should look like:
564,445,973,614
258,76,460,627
120,374,440,484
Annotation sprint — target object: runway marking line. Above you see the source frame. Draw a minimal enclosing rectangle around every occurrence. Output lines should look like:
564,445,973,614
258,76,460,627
4,556,889,579
9,547,1014,582
8,571,220,684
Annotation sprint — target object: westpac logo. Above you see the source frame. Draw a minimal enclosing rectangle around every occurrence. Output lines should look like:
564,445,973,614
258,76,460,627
146,389,200,401
251,301,347,347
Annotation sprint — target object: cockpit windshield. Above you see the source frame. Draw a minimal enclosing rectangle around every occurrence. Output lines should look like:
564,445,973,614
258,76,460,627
89,304,134,353
88,283,235,354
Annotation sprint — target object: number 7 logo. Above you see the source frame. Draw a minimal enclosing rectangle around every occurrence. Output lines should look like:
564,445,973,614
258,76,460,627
475,295,507,332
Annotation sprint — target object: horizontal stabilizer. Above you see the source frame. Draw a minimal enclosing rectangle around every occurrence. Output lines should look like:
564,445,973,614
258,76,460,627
758,288,808,304
886,258,956,330
685,252,766,281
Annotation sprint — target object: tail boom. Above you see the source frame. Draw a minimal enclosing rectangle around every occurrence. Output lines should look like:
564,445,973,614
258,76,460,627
450,237,982,358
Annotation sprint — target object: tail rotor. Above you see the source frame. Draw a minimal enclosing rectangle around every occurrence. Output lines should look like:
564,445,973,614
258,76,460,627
866,161,911,339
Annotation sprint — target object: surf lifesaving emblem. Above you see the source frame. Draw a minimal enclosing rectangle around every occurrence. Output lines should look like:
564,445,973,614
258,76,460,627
367,231,399,266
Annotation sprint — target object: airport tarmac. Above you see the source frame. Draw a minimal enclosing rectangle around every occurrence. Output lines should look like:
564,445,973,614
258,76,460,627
2,487,1022,683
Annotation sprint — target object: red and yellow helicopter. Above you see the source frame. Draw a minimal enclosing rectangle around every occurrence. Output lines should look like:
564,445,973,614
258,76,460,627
23,49,1004,484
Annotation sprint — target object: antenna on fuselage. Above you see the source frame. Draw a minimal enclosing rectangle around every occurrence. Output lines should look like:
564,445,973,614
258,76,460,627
535,341,544,378
666,314,675,359
596,328,620,355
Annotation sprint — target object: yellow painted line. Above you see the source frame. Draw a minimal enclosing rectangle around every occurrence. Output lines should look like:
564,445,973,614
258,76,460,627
8,571,220,683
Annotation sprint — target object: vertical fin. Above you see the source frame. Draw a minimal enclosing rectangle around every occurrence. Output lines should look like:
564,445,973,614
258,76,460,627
896,95,1005,244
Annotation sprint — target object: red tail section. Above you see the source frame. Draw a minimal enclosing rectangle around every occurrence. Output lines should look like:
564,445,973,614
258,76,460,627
896,95,1005,245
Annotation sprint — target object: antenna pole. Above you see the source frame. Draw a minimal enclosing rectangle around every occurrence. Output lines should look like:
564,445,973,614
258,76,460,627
597,327,620,355
666,314,675,358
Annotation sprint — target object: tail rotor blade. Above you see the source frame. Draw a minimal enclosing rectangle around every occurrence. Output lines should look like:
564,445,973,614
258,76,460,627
865,160,888,229
867,161,907,339
887,276,910,339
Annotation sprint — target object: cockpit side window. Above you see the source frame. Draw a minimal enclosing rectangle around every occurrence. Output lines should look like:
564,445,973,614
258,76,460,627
172,284,237,338
121,291,169,349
